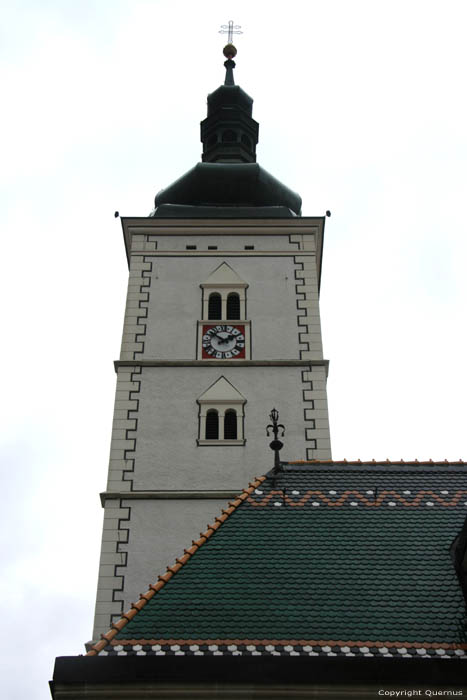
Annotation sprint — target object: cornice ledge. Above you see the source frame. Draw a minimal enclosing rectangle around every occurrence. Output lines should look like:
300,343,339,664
100,490,241,505
114,359,330,370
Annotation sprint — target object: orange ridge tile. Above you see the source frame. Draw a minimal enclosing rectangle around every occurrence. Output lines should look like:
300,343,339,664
122,608,138,622
158,572,172,583
149,581,164,593
166,563,182,574
86,474,267,656
111,619,127,632
176,554,190,565
184,545,198,556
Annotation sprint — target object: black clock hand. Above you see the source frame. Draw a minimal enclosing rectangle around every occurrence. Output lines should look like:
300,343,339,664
212,332,234,344
218,334,235,345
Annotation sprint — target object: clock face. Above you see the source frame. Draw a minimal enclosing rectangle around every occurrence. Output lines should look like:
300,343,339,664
202,324,246,359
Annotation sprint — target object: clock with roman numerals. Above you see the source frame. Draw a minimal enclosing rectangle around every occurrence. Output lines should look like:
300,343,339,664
201,324,246,359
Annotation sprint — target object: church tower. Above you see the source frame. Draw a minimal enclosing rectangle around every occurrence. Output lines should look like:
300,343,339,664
92,43,332,641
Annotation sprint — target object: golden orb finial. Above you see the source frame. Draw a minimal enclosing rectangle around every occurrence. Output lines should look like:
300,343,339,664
223,43,237,59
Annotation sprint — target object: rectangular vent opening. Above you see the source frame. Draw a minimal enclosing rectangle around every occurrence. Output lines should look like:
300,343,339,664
186,245,197,250
245,245,255,250
208,246,218,250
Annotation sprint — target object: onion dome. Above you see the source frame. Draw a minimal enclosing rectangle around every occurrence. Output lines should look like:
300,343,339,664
201,52,258,164
151,46,301,218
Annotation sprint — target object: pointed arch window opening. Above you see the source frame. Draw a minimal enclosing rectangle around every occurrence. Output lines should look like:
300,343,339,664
202,407,241,442
205,409,219,440
226,292,240,320
208,293,222,320
224,409,238,440
203,289,246,321
199,404,245,444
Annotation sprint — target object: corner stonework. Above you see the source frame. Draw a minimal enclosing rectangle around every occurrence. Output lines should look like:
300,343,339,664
291,233,332,460
91,499,130,639
92,241,153,640
120,248,152,361
92,363,142,639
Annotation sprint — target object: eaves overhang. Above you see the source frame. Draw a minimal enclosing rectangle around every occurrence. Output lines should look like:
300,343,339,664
50,655,467,698
152,163,301,215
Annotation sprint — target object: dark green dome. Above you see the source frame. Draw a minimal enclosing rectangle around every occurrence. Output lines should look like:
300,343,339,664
151,163,301,218
151,54,302,219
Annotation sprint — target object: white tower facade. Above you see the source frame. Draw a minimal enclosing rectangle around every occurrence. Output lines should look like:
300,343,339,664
91,51,332,641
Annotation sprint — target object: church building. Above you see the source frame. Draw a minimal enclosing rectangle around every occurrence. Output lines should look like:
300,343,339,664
50,38,467,699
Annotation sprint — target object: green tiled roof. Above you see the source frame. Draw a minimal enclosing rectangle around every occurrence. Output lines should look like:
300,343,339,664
105,463,467,655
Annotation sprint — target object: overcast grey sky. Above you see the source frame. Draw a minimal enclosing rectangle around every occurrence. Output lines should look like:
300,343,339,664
1,1,466,697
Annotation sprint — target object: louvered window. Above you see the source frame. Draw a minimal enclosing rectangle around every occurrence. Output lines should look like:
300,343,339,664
208,293,222,320
224,409,237,440
205,410,219,439
226,292,240,320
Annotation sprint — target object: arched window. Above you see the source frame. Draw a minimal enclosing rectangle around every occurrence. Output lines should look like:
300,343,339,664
226,292,240,320
197,376,246,445
207,134,217,148
224,409,237,440
208,293,222,320
205,410,219,440
222,130,236,142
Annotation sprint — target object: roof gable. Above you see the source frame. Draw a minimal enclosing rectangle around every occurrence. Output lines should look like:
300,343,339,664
197,376,246,403
200,262,248,288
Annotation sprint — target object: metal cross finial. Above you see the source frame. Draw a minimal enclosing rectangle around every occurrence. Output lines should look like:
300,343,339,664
219,20,242,44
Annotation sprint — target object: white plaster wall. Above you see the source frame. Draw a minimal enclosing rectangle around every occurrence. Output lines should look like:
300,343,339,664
132,366,312,490
116,498,228,613
144,256,315,360
152,234,298,251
